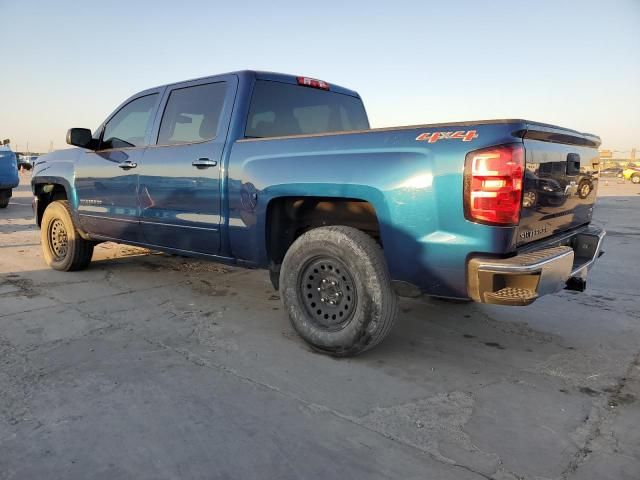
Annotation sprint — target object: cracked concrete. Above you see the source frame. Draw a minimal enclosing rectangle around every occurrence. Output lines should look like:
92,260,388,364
1,178,639,479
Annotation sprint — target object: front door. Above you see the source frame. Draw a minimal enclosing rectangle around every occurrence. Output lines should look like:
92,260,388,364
75,92,161,241
138,78,234,254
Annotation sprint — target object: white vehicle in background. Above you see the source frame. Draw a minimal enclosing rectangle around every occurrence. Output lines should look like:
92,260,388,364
17,153,38,170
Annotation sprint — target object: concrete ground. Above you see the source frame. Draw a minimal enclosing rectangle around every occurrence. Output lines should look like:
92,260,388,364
1,176,639,480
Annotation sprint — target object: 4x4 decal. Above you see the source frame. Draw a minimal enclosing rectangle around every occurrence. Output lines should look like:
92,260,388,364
416,130,478,143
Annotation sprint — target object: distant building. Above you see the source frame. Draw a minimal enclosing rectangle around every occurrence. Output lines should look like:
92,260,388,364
598,149,638,169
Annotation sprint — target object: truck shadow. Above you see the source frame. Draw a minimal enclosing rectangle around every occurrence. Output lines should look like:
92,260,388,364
2,206,575,374
84,240,565,370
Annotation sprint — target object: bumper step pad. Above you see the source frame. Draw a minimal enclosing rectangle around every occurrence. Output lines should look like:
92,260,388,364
484,287,538,306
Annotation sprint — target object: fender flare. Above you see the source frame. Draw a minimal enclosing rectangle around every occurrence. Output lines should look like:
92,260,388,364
32,176,89,238
258,187,392,266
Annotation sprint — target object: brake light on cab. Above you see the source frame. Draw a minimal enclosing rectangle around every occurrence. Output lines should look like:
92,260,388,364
297,76,330,90
463,144,524,225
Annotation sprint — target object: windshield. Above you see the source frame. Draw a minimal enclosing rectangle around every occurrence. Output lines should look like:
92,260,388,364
246,80,369,138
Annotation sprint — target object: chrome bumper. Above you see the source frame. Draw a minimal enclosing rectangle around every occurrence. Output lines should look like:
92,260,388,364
468,225,606,306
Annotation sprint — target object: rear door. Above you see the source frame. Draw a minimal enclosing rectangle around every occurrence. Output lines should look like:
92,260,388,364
75,92,161,241
138,75,237,254
518,127,600,246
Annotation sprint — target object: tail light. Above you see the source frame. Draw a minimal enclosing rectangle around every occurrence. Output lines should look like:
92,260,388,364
464,144,524,225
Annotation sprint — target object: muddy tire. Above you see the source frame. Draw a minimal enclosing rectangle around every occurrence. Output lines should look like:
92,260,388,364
280,226,398,357
41,200,94,271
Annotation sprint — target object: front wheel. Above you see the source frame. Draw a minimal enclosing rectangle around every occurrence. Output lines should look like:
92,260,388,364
280,226,398,357
41,200,94,271
631,174,640,185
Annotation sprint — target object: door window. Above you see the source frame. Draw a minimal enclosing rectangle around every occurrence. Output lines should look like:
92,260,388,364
101,94,158,149
157,82,227,146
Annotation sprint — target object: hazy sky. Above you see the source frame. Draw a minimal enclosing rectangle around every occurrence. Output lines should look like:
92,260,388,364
1,0,638,153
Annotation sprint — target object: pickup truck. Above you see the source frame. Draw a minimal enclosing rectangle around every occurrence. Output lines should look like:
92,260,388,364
0,144,19,208
31,70,606,356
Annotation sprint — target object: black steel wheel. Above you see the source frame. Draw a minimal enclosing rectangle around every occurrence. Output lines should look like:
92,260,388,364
299,256,357,331
48,218,69,261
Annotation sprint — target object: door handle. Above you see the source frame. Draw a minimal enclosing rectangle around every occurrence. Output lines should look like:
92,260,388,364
192,158,218,169
118,160,137,170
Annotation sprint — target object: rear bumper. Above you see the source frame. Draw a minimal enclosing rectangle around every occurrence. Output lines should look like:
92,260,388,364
467,225,606,306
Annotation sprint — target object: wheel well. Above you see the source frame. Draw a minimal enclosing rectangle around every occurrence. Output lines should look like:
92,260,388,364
266,197,381,267
35,183,67,226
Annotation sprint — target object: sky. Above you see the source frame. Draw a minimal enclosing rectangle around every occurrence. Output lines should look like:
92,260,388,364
0,0,638,154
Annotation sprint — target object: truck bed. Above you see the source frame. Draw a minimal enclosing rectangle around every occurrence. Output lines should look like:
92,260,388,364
229,118,600,298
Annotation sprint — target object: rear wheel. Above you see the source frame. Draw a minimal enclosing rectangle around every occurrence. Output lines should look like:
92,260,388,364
631,174,640,184
41,200,94,271
280,226,398,357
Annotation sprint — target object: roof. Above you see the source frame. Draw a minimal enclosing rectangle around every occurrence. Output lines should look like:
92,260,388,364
152,70,362,98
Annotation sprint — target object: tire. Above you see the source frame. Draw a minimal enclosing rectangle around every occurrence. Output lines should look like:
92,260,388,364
0,189,11,208
522,191,537,209
631,174,640,185
280,226,398,357
578,180,592,199
41,200,94,271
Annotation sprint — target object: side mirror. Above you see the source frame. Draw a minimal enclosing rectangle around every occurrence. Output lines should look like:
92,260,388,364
66,128,94,149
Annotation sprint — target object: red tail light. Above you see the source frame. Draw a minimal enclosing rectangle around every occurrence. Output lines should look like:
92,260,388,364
297,76,330,90
464,144,524,225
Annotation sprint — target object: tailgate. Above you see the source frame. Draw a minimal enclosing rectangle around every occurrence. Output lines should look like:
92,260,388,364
517,124,600,246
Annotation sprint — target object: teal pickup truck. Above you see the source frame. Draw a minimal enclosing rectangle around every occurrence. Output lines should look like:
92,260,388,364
31,71,606,356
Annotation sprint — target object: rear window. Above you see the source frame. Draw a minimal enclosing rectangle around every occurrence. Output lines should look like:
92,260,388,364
245,80,369,138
